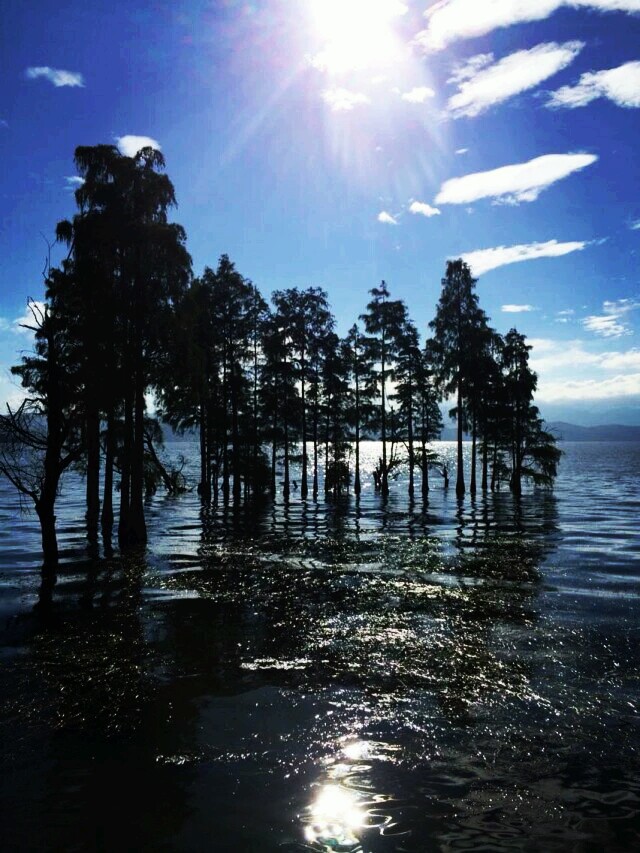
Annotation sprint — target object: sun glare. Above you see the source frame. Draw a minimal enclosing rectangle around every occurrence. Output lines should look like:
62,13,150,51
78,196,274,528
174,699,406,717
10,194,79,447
309,0,408,74
304,783,366,847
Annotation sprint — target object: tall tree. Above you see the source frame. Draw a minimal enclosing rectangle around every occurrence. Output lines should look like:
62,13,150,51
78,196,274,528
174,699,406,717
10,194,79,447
344,324,376,497
428,259,480,498
360,281,407,497
501,329,561,495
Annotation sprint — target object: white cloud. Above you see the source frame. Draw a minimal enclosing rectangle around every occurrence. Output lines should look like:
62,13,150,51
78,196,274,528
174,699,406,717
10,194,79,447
531,338,640,372
459,239,588,275
631,220,640,230
401,86,435,103
416,1,640,52
409,200,441,217
25,66,84,87
455,147,468,154
11,301,47,337
548,60,640,108
583,297,640,338
378,211,398,224
65,175,84,189
502,304,534,312
116,135,162,157
322,88,371,111
447,42,583,118
537,373,640,402
435,152,597,205
529,337,640,400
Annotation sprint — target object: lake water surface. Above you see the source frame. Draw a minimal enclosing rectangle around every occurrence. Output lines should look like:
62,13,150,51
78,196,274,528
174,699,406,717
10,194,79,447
1,441,639,851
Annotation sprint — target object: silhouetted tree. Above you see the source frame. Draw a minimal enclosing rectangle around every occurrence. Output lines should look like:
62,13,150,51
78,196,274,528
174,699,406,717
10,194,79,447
0,295,82,570
428,260,480,498
361,281,408,496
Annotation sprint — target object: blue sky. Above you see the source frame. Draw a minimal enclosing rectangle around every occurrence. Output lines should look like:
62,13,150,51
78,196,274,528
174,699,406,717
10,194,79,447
1,0,639,424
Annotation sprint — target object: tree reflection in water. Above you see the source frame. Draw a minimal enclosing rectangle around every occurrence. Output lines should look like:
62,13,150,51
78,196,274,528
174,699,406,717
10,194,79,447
6,487,635,851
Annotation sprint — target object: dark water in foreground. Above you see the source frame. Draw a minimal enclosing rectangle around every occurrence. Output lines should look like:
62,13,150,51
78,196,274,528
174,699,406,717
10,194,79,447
1,441,639,852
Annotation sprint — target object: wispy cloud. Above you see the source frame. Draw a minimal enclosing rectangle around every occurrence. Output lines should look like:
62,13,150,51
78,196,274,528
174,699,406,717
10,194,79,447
631,220,640,230
502,304,534,313
25,66,84,87
322,88,371,112
116,135,161,157
447,42,583,118
0,119,8,128
459,239,588,275
455,148,468,154
65,175,84,190
583,297,640,338
401,86,435,103
529,336,640,400
548,60,640,108
537,373,640,402
531,338,640,372
416,1,640,52
409,201,441,217
435,152,597,205
378,211,398,225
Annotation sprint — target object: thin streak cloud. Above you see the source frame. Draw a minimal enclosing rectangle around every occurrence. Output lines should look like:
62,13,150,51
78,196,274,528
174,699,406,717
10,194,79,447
459,239,588,275
435,153,597,205
447,42,584,118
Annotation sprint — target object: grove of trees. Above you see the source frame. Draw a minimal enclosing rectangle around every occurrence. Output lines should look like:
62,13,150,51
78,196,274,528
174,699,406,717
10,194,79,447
0,145,561,570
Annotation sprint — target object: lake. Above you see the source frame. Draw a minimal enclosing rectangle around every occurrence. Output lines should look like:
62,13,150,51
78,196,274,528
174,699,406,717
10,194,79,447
1,441,639,851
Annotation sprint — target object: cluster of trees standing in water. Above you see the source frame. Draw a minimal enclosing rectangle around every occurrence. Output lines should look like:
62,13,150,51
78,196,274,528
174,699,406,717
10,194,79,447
0,145,560,569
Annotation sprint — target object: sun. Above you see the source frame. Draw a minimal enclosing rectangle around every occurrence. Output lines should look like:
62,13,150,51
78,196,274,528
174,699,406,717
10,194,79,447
309,0,408,75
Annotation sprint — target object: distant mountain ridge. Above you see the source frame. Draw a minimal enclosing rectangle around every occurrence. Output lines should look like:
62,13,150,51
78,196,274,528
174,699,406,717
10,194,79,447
545,422,640,442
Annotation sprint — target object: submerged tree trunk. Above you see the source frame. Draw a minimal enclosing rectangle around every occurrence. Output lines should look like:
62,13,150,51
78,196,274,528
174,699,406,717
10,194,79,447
37,500,58,572
354,373,361,497
301,349,308,499
128,353,147,544
481,438,488,492
381,344,388,497
118,387,133,543
313,399,319,500
101,409,115,532
456,377,465,497
199,399,210,501
470,412,477,496
85,405,101,538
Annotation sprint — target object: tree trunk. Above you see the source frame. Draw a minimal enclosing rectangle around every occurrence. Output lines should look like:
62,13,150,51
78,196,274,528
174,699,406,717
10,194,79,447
127,351,147,544
231,365,241,504
301,349,308,499
37,500,59,572
481,438,488,492
456,378,465,497
354,374,361,497
407,378,414,501
101,409,115,532
118,388,133,543
381,345,388,497
312,401,319,499
470,412,477,496
85,405,101,538
199,397,211,501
